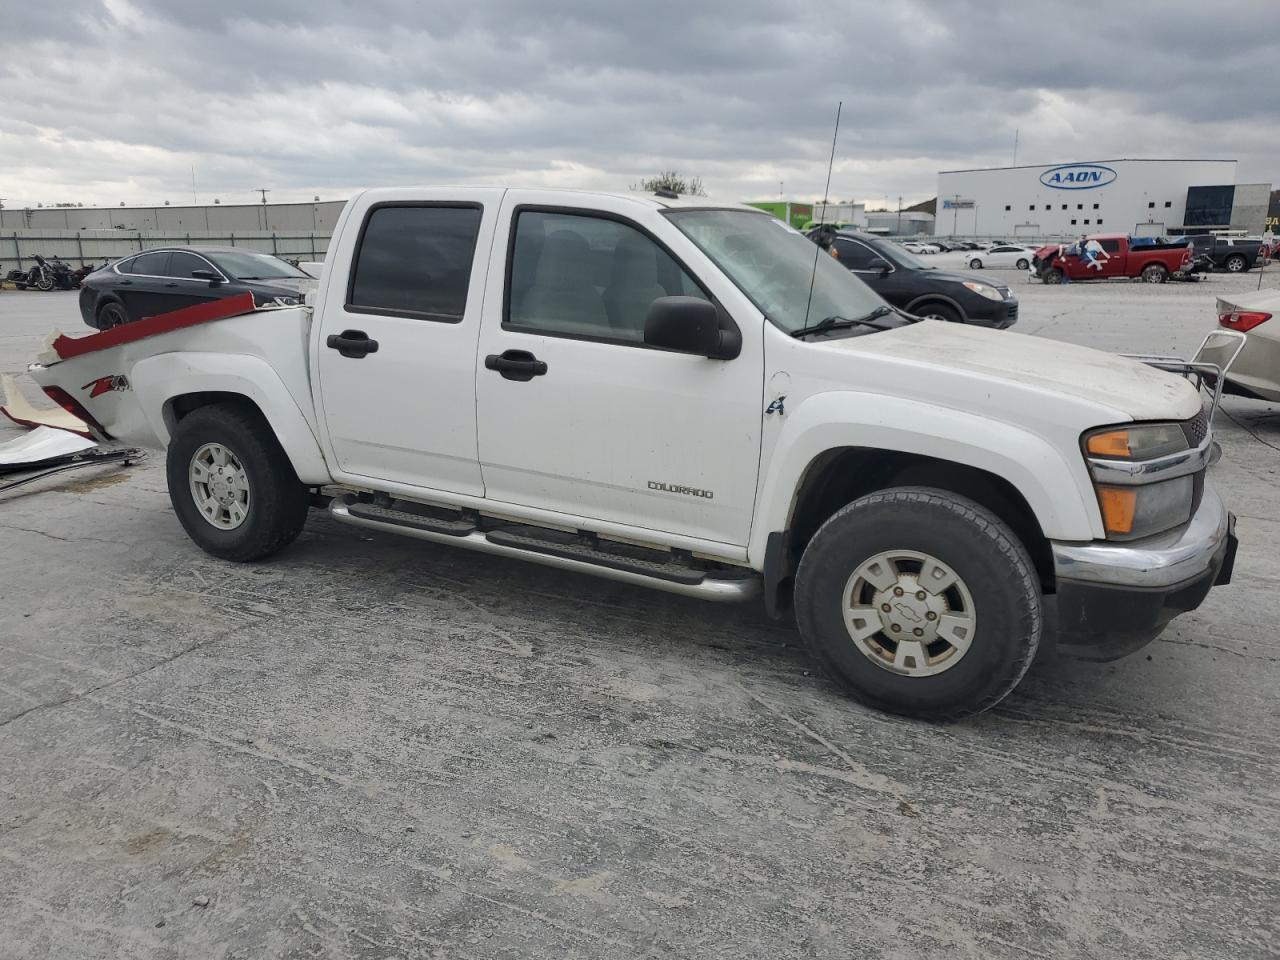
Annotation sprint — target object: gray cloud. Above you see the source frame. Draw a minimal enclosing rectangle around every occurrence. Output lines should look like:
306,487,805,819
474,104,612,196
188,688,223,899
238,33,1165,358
1,0,1275,209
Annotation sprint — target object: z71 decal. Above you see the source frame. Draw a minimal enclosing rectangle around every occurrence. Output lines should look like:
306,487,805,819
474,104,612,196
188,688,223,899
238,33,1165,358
82,375,130,399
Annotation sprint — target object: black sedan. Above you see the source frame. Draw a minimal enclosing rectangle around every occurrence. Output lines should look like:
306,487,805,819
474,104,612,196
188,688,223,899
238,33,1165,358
79,246,315,329
812,230,1018,327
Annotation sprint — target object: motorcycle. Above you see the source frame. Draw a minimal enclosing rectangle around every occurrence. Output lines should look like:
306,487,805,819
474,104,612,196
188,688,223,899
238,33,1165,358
5,254,76,291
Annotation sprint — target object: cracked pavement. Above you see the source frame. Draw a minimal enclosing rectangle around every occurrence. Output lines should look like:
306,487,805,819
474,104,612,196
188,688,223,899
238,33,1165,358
2,266,1279,959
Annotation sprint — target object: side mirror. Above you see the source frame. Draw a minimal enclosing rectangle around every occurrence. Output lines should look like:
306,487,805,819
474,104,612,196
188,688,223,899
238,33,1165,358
644,296,741,360
867,258,891,277
191,269,222,285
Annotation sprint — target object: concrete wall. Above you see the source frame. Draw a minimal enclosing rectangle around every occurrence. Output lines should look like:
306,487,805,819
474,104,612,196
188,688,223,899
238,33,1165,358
937,159,1238,237
0,230,330,271
0,200,348,233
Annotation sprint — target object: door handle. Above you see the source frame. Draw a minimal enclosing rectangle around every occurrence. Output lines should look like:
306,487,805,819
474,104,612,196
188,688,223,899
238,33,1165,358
164,282,179,288
485,349,547,381
326,329,380,359
119,279,132,286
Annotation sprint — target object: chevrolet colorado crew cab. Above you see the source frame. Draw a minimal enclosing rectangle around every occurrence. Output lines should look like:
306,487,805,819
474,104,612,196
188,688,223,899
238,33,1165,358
29,188,1240,720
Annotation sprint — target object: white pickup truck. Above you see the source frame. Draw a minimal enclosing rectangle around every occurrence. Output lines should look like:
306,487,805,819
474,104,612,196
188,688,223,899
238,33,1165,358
29,187,1240,719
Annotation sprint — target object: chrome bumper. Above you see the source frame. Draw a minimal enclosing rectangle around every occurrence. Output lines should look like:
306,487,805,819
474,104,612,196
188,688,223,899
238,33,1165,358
1051,486,1232,589
1048,486,1236,660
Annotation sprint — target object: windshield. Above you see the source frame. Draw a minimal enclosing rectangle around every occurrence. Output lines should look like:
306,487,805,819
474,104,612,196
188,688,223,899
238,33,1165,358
210,251,307,280
667,210,892,334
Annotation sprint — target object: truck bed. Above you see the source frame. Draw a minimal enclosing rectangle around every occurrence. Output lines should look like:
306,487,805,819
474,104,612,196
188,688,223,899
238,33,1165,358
28,295,318,451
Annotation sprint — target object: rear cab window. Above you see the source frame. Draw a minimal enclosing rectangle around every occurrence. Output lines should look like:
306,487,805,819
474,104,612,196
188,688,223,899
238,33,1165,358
347,204,483,321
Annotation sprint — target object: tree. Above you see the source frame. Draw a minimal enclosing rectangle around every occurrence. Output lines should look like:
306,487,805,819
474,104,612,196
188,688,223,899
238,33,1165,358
631,170,707,197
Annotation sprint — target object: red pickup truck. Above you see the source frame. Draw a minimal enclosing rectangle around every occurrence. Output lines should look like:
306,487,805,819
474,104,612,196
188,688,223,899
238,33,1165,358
1032,233,1193,284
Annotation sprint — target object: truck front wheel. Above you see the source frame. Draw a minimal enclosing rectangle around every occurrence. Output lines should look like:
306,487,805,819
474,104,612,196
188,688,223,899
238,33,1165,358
166,403,309,562
794,487,1042,720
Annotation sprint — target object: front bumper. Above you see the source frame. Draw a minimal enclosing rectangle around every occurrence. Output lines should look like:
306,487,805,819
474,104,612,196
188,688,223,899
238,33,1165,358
1048,486,1236,660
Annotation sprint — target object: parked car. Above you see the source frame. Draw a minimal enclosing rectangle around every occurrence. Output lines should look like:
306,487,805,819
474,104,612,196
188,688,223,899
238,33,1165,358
826,230,1018,327
31,186,1237,720
966,245,1036,270
1031,234,1193,284
1215,288,1280,401
1187,236,1266,273
78,246,316,329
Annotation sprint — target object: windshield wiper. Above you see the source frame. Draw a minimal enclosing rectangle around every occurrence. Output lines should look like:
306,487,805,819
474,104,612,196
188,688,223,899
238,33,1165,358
790,305,896,338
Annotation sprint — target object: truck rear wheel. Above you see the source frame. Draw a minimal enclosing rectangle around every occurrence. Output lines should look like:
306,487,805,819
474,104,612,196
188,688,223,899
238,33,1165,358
794,487,1042,720
166,403,309,562
1224,254,1247,272
1141,263,1168,283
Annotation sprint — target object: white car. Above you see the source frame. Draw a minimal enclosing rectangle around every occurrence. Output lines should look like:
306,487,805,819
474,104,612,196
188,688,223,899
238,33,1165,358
968,244,1036,270
29,185,1238,720
1216,288,1280,401
900,241,937,255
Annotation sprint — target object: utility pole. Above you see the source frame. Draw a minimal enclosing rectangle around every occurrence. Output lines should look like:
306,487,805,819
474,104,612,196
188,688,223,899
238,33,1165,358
191,167,198,205
953,194,960,235
897,195,902,235
1012,128,1019,166
255,188,270,230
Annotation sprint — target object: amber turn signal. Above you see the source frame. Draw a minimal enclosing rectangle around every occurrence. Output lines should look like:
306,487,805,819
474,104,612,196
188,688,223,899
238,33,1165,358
1086,430,1131,458
1096,485,1137,536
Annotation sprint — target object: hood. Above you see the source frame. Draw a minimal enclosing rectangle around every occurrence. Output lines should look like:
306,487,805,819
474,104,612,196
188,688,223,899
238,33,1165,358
823,320,1201,422
915,267,1013,292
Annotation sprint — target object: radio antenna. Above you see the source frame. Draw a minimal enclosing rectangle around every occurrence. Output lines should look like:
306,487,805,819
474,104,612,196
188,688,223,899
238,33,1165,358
803,100,842,329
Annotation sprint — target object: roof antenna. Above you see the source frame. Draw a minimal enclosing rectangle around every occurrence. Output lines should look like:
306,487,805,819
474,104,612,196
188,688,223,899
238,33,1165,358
803,100,843,328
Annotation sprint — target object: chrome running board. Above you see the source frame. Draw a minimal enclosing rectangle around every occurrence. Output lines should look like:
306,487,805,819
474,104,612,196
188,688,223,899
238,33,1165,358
329,494,760,603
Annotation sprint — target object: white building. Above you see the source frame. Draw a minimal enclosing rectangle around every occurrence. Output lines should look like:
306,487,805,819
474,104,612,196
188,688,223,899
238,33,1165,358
936,159,1270,238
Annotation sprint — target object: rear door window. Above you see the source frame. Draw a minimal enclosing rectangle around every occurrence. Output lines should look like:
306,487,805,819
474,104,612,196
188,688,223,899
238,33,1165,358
130,251,172,276
1098,239,1122,253
347,204,483,321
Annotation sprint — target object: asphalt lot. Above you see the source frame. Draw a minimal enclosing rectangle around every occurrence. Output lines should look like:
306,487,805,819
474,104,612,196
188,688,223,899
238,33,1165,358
2,264,1279,959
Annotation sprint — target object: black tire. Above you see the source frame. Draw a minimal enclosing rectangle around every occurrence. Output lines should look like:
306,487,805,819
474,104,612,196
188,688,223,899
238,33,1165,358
1141,263,1168,284
1015,258,1029,270
96,300,128,330
35,274,54,292
1224,254,1247,273
166,403,309,562
14,283,26,291
915,302,963,323
1043,268,1064,284
968,258,983,269
794,487,1042,721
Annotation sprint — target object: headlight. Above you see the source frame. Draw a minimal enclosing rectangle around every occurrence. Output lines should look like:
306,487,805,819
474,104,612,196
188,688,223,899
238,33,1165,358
961,280,1003,301
1084,423,1188,460
1083,423,1195,540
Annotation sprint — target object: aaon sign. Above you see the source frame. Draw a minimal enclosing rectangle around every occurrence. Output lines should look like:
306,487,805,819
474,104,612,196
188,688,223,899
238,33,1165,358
1039,163,1118,190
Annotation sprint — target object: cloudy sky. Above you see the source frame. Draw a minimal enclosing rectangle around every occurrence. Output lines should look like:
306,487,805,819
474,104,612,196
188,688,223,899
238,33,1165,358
2,0,1275,210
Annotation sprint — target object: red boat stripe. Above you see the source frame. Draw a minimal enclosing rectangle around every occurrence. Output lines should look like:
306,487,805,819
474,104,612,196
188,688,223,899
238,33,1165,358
52,292,259,361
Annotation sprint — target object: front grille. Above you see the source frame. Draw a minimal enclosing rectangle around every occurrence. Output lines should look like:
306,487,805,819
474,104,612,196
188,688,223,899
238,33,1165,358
1183,405,1210,446
1005,303,1019,324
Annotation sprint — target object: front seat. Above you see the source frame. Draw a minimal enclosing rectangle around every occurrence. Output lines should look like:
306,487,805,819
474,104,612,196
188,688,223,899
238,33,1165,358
603,234,667,339
516,230,608,335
